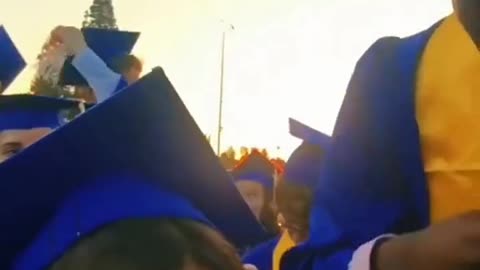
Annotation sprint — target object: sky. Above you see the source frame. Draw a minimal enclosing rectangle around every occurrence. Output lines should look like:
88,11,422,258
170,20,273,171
1,0,452,158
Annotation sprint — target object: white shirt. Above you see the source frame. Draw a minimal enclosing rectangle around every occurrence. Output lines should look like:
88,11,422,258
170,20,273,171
349,235,394,270
72,48,122,103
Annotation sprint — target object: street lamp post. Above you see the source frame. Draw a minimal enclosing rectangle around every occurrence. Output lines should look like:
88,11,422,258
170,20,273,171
216,22,234,155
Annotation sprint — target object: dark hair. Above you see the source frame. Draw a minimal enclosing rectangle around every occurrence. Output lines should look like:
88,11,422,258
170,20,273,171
50,219,245,270
110,54,143,74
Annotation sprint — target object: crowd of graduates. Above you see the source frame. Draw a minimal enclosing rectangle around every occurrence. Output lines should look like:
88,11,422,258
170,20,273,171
3,1,480,270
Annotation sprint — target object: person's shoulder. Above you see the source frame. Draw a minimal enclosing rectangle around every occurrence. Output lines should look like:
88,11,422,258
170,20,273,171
242,237,279,270
242,236,280,262
356,36,401,69
370,36,402,51
360,19,444,69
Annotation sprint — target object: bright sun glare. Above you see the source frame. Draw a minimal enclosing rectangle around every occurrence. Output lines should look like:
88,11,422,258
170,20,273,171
1,0,451,158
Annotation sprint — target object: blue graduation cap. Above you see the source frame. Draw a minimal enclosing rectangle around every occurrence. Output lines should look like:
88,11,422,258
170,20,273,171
58,28,140,86
231,150,275,189
0,94,84,132
0,26,26,92
283,118,331,189
0,67,267,269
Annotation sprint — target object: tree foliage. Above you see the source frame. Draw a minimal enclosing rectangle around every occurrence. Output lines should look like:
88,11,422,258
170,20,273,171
82,0,119,30
218,146,284,171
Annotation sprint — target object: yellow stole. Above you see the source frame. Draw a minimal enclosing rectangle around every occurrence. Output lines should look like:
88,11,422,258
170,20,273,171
417,13,480,223
272,231,295,270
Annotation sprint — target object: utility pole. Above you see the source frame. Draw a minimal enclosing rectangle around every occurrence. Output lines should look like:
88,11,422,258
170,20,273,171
216,22,234,155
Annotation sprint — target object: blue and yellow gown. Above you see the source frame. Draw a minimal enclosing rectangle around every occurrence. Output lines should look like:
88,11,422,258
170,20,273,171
281,12,480,270
243,119,330,270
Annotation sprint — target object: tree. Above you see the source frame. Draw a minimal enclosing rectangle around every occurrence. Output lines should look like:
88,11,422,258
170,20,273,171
82,11,90,28
225,146,236,160
240,147,249,158
82,0,119,30
219,146,238,170
261,148,269,158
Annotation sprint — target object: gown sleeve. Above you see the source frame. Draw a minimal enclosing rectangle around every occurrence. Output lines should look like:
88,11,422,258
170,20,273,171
72,48,127,102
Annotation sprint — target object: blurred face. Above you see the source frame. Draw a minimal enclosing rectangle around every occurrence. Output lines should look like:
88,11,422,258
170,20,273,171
235,180,265,220
277,199,310,243
276,182,312,244
0,128,52,163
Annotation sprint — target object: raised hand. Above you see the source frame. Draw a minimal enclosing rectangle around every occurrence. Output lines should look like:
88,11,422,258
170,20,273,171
49,26,87,56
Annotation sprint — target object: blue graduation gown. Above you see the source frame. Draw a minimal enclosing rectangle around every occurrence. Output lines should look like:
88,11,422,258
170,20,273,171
242,237,280,270
280,21,442,270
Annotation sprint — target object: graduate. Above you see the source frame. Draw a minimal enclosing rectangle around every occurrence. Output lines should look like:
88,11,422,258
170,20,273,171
243,119,330,270
0,95,86,163
231,150,279,236
0,26,84,163
280,1,480,270
0,67,268,270
48,26,141,102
